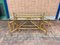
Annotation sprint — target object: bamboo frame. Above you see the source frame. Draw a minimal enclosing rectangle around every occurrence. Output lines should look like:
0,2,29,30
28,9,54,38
8,13,52,34
8,20,51,34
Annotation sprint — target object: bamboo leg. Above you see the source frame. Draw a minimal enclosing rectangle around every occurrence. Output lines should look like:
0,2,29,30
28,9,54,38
40,22,47,34
8,21,12,32
8,21,14,36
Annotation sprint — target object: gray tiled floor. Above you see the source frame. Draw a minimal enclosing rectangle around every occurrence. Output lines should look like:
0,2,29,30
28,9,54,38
0,21,60,45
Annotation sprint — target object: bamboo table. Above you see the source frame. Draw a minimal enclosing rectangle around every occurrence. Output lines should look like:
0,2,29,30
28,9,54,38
8,13,52,34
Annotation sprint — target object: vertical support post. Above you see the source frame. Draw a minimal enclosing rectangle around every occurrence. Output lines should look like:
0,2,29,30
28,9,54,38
4,0,10,18
55,3,60,20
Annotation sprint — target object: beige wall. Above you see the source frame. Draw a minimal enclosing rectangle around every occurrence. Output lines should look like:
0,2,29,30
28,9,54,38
59,0,60,2
7,0,59,17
